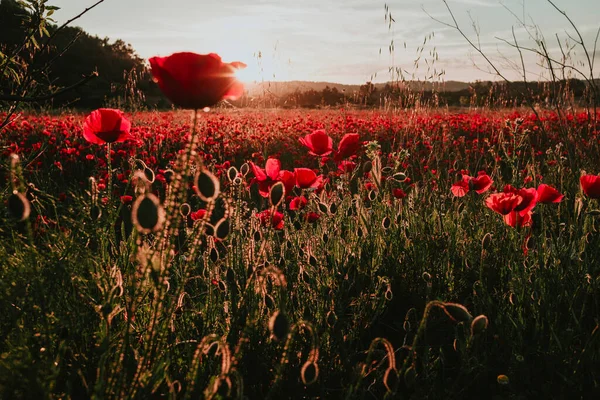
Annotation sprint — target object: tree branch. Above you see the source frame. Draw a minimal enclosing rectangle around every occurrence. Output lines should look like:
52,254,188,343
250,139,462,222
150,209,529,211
0,71,98,102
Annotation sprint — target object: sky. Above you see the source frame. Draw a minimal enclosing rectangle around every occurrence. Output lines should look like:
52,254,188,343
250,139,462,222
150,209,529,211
50,0,600,84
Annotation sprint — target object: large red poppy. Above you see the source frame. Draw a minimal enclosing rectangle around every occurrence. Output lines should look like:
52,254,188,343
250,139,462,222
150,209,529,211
250,159,294,197
536,184,564,203
512,187,538,216
149,52,246,109
504,210,533,228
580,174,600,199
295,168,325,189
335,133,361,161
485,192,522,215
451,172,493,197
299,130,333,156
258,209,284,230
83,108,131,145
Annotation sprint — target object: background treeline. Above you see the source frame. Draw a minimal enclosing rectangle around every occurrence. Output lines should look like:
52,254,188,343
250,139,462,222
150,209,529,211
0,0,596,111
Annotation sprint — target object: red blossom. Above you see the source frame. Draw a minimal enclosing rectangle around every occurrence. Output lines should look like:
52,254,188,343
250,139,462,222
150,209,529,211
335,133,361,161
294,168,324,189
504,210,533,228
120,195,133,204
392,188,407,199
485,192,522,215
258,209,284,230
451,172,493,197
299,129,333,156
289,196,308,210
536,184,564,203
190,209,207,221
149,52,246,109
83,108,131,145
580,174,600,199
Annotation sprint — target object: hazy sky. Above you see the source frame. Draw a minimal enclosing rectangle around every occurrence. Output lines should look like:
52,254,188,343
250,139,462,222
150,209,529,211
50,0,600,84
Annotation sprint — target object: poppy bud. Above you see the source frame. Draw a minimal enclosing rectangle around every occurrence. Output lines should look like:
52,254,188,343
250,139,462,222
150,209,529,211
382,216,391,229
318,202,329,213
227,166,239,182
194,168,220,202
131,194,165,234
269,181,285,207
393,172,407,182
214,218,230,241
363,161,373,173
471,315,489,336
180,203,191,217
8,192,31,221
301,361,319,385
443,302,473,323
209,247,219,262
144,168,155,183
90,205,102,220
240,163,250,176
368,190,377,201
269,311,289,341
163,169,175,183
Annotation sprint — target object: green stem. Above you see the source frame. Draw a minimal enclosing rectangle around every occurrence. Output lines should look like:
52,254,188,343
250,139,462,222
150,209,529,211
107,142,112,203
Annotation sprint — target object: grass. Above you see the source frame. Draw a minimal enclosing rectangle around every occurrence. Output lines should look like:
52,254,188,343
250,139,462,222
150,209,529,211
0,108,599,399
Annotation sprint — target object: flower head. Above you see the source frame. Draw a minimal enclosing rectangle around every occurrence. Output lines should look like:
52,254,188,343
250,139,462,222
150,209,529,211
485,192,522,215
580,174,600,199
536,184,564,203
149,52,246,109
294,168,325,189
335,133,361,161
83,108,131,145
258,209,284,230
299,130,333,156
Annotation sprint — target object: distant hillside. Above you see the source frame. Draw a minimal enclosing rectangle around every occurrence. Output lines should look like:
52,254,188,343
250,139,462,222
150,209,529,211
244,80,472,97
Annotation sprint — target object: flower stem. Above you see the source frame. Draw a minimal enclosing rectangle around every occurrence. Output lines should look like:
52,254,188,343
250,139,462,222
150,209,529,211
107,142,112,203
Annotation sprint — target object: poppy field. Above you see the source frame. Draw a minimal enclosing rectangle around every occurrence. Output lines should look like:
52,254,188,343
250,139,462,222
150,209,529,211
1,105,600,399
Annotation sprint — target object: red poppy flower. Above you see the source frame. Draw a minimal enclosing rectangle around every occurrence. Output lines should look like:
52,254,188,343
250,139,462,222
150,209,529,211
536,184,564,203
504,210,533,228
278,170,296,196
338,161,356,173
513,187,538,216
471,172,493,194
83,108,131,145
335,133,361,161
485,192,522,215
250,159,293,197
392,188,407,199
190,209,207,221
450,178,470,197
299,129,333,156
149,52,246,109
305,212,321,223
289,196,308,210
295,168,324,189
580,174,600,199
258,209,284,230
451,172,493,197
120,195,133,204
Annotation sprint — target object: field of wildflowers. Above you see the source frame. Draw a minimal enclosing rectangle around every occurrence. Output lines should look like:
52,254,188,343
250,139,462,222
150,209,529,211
2,102,600,398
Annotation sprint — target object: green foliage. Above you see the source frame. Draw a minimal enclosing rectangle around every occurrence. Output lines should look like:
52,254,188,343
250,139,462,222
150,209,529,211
1,108,600,398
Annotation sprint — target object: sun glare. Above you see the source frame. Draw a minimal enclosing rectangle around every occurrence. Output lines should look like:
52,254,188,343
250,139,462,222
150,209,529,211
234,62,260,83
